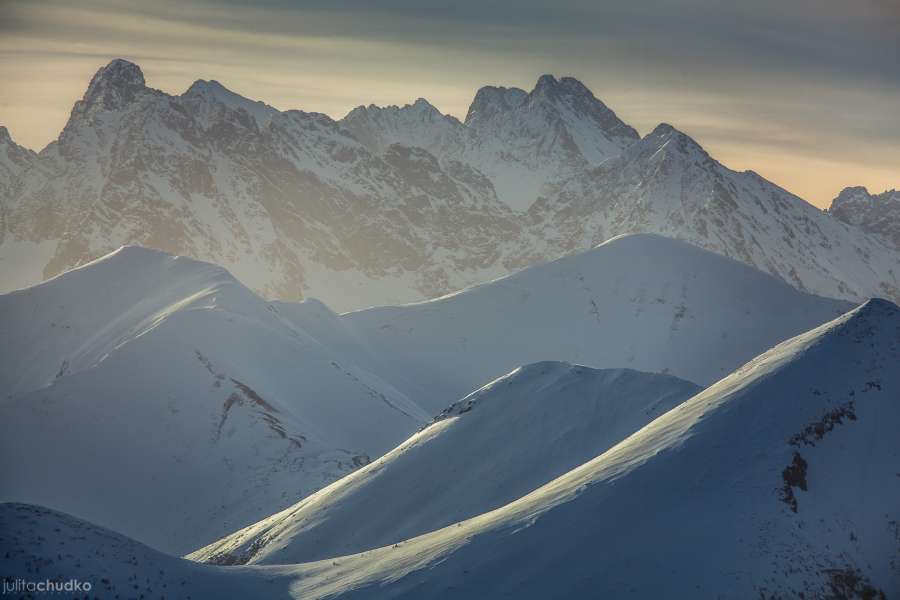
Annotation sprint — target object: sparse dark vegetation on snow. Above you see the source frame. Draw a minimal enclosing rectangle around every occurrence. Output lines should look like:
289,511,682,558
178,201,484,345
780,452,808,513
789,401,857,447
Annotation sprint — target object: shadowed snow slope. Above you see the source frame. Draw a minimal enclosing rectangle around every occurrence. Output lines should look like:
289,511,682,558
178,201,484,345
343,233,853,411
0,246,429,555
0,234,855,554
189,364,701,565
283,299,900,599
0,503,288,599
4,300,898,598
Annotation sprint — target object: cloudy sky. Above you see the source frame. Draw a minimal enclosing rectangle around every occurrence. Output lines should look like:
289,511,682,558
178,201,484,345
1,0,898,207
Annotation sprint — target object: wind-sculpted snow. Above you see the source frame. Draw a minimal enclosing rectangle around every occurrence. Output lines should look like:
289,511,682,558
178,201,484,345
343,233,853,410
4,300,899,599
0,246,429,554
0,234,855,557
278,299,900,599
189,364,700,565
1,60,899,310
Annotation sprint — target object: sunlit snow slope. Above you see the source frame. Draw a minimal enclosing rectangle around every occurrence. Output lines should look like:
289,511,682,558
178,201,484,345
285,299,900,599
189,364,700,564
0,247,428,554
0,234,860,559
3,300,898,599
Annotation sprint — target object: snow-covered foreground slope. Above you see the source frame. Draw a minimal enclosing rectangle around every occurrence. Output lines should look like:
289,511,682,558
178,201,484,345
189,364,700,565
0,247,428,555
282,298,900,599
344,233,853,410
0,504,285,599
4,300,898,599
0,234,851,556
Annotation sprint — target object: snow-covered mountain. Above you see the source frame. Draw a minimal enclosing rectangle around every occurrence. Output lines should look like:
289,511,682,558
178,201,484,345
0,126,36,199
342,234,852,409
0,59,524,310
524,124,900,303
5,299,899,599
277,299,900,600
0,126,42,291
0,246,429,555
2,59,899,310
0,233,853,556
342,74,639,211
0,503,277,598
290,299,900,599
189,364,701,565
830,185,900,250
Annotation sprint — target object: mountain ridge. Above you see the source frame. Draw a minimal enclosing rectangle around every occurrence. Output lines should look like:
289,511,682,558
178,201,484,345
279,297,900,599
2,59,899,311
3,297,898,598
188,363,701,565
0,243,430,554
830,185,900,250
0,234,856,555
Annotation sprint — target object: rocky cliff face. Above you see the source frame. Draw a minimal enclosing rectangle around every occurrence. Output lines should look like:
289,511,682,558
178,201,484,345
830,186,900,250
525,124,900,302
2,59,898,309
1,60,525,309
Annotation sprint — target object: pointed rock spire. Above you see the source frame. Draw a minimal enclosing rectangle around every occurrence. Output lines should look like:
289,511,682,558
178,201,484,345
82,59,147,110
464,85,527,125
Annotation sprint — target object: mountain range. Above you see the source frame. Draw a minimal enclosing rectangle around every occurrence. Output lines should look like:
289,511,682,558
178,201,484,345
1,59,898,310
4,297,898,598
2,59,898,599
0,234,852,554
188,363,702,565
0,246,427,553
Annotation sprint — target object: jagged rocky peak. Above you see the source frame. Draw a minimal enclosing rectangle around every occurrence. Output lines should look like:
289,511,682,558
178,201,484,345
0,125,37,180
464,85,528,125
637,122,711,161
81,58,147,110
92,58,146,88
185,78,229,97
526,74,639,140
409,97,441,114
830,185,900,249
830,185,900,214
531,74,592,98
340,96,460,154
345,97,458,128
183,77,278,127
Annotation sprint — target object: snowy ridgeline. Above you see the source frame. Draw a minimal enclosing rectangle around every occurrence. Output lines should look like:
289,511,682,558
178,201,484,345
2,297,899,598
1,59,900,311
0,233,853,556
188,364,702,565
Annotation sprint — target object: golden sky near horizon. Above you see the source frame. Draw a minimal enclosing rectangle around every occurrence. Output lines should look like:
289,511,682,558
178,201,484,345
1,0,898,208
